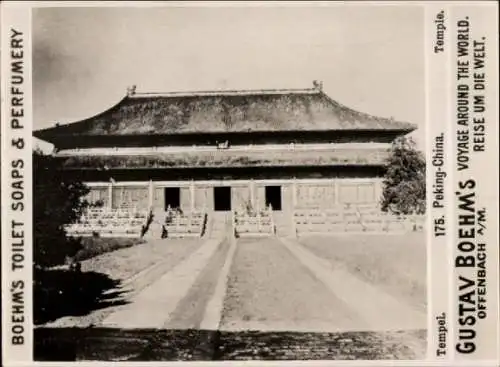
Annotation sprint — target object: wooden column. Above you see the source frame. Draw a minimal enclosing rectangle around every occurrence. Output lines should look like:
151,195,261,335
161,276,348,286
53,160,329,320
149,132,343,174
292,178,297,208
375,179,383,207
108,181,113,209
334,179,340,205
190,180,195,212
250,179,255,208
148,180,154,209
291,178,297,237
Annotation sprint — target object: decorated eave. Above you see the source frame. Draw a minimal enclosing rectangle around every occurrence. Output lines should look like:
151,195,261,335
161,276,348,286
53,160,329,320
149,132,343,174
58,146,391,170
34,82,416,147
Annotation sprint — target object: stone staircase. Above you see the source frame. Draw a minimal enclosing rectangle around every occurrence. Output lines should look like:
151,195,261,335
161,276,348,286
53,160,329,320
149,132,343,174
272,211,295,237
144,210,295,239
209,212,232,239
143,210,165,240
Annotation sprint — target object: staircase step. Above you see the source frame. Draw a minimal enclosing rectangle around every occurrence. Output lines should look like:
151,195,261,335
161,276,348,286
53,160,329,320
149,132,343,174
209,212,233,238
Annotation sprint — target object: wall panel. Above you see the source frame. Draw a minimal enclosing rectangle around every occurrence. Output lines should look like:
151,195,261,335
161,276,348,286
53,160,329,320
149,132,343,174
231,185,251,212
112,186,149,209
180,187,191,211
296,183,336,208
86,187,109,207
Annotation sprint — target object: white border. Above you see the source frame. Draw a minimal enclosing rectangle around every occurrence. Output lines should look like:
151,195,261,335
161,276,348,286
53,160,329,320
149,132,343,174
1,1,498,366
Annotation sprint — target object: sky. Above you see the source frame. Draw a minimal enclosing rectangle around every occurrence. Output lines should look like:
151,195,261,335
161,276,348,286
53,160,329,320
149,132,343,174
33,5,425,148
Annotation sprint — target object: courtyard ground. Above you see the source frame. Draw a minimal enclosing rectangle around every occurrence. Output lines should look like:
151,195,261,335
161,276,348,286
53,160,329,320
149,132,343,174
35,232,427,361
298,233,427,311
39,238,204,327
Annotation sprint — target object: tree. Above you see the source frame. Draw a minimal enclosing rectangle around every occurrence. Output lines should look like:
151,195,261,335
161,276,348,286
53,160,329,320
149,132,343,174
34,150,90,268
381,136,426,215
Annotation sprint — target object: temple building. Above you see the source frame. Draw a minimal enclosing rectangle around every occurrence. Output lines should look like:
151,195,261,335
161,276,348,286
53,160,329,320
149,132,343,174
34,81,416,234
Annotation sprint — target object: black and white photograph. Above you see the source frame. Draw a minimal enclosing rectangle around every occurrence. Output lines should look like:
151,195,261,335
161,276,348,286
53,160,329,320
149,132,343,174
29,4,429,361
6,1,500,365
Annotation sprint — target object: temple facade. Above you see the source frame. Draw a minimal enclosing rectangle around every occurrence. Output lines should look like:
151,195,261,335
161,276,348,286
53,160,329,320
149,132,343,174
34,82,416,233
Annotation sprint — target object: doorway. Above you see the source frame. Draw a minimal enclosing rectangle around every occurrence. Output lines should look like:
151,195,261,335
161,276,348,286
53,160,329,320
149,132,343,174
214,186,231,211
265,185,282,211
164,187,180,210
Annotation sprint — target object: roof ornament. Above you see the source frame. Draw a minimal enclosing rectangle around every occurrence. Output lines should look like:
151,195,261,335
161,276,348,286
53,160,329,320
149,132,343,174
312,80,323,91
217,140,230,150
127,85,137,97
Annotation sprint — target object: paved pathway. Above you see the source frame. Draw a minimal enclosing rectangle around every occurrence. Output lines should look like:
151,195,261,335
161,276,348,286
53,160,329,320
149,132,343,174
101,238,223,328
200,235,237,330
220,237,366,333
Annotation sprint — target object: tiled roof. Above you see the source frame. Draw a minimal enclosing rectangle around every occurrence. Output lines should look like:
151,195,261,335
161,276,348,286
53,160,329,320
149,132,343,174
34,84,416,141
58,147,391,170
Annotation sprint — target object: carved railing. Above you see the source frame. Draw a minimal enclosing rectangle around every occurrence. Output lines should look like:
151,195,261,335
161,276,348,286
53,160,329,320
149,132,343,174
293,204,425,235
64,207,150,238
233,205,275,237
161,209,207,238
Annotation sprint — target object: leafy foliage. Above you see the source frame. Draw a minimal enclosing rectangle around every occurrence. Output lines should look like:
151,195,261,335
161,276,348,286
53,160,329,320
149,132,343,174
34,150,90,268
381,137,426,215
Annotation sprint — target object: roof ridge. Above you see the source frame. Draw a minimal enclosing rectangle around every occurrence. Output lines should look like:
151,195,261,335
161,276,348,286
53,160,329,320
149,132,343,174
318,90,414,127
129,87,320,98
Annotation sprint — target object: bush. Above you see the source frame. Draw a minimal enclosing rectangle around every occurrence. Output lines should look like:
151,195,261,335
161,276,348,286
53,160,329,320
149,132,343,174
73,237,144,262
381,136,426,215
34,150,90,268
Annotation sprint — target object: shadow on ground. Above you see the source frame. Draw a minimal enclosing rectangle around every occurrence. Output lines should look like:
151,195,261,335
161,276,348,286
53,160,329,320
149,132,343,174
34,327,426,361
34,269,129,325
